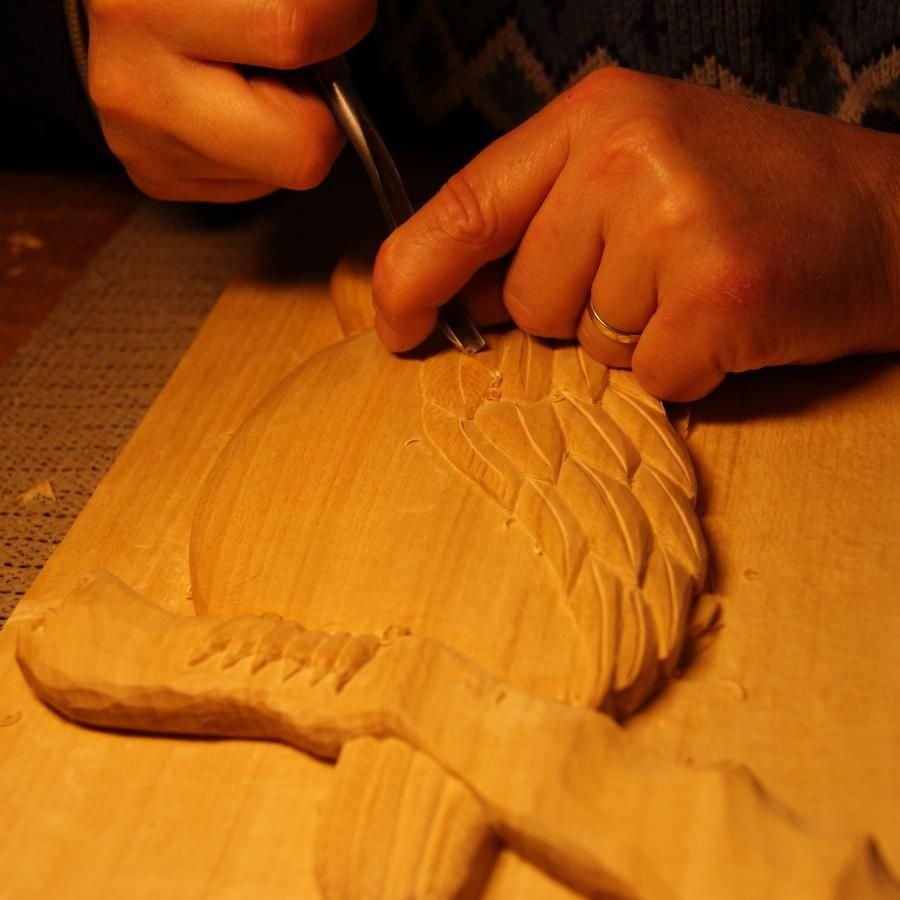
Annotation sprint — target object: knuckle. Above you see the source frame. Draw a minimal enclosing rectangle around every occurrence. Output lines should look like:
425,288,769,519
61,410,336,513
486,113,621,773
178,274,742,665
569,65,645,105
255,0,310,69
703,239,772,317
562,66,658,131
88,58,134,116
678,239,774,372
566,72,677,184
593,115,675,178
638,173,716,238
433,171,500,247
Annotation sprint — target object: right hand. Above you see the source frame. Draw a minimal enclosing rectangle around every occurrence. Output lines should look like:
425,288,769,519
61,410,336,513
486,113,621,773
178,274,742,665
84,0,377,201
372,68,900,401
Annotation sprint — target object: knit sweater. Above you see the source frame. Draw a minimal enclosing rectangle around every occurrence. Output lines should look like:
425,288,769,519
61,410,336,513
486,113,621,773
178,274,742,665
356,0,900,146
0,1,98,165
3,1,899,164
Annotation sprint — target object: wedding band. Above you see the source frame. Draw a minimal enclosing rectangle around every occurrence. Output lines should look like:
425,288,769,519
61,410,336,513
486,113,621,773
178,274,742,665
587,302,643,344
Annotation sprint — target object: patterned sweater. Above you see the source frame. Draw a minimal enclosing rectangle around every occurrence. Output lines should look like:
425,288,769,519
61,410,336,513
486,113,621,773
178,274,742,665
356,0,900,146
3,1,899,163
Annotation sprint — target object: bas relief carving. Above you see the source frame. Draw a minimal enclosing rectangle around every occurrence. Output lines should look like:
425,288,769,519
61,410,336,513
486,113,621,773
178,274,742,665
15,330,899,899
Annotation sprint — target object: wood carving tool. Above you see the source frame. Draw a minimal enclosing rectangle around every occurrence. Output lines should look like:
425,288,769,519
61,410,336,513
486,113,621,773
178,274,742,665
313,56,486,355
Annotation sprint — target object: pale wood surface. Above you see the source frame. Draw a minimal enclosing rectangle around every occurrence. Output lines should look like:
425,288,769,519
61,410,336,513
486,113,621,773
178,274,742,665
17,572,898,899
627,357,900,861
1,181,899,897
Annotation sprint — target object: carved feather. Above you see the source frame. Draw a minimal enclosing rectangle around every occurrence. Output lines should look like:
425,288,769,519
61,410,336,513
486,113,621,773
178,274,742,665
474,400,565,483
552,343,610,401
418,351,498,419
421,400,517,509
601,387,698,501
556,396,641,479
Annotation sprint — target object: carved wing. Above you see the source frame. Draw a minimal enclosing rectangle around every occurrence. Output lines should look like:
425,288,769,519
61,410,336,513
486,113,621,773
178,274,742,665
419,330,707,716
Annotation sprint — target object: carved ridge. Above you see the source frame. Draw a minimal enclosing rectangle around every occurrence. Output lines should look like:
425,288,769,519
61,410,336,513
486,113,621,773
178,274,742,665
187,615,384,693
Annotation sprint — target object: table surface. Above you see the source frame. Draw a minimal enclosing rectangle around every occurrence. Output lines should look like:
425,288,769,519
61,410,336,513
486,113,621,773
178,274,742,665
0,171,898,898
0,172,138,365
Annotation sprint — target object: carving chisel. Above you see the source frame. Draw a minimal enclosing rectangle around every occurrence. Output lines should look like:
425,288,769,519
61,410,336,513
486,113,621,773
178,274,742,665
313,56,486,355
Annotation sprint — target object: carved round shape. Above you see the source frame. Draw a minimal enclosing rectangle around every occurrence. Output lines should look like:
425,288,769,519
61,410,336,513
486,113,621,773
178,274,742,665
191,329,706,716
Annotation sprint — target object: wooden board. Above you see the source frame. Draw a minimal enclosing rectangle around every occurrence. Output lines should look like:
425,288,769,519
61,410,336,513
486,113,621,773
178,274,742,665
2,180,899,897
628,356,900,854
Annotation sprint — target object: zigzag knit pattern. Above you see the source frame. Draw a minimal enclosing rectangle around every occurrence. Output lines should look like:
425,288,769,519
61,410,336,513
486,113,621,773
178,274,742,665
358,0,900,141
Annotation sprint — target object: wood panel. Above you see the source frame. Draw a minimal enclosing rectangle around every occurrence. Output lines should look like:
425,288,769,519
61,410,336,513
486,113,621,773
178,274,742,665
628,357,900,862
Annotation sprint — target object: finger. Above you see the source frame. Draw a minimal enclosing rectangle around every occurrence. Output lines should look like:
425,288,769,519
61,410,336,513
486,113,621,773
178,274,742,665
127,174,278,203
375,260,513,353
373,308,435,353
372,97,571,349
100,113,258,183
629,304,729,401
130,0,377,69
577,232,658,368
91,47,345,191
166,64,344,190
502,163,606,339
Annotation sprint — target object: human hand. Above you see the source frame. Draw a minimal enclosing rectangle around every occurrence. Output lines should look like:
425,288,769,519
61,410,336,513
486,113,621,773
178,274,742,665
84,0,376,201
372,68,900,400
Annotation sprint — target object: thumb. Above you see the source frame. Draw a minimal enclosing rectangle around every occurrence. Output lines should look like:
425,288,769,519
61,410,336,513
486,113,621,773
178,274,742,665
372,100,571,351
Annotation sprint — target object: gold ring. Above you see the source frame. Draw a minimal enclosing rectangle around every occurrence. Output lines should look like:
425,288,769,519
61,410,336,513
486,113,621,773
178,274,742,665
587,302,642,344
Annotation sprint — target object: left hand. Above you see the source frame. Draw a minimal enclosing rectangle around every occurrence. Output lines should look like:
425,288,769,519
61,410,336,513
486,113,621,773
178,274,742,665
371,67,900,400
83,0,377,201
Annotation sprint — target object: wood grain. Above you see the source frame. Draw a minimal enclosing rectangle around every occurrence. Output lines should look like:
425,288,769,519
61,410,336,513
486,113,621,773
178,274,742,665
628,357,900,866
333,255,900,879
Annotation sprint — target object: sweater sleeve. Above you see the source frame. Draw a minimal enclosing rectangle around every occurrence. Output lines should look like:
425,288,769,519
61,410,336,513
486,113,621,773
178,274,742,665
0,0,109,166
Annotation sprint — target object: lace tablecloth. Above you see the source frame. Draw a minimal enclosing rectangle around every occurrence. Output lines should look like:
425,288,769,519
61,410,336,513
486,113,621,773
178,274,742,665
0,198,267,624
